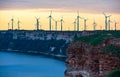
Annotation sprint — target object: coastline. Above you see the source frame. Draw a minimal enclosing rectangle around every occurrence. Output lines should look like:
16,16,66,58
0,49,66,62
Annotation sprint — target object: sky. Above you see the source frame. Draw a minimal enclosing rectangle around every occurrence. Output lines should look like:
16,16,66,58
0,0,120,30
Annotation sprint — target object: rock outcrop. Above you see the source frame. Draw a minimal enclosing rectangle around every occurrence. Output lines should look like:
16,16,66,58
65,41,120,77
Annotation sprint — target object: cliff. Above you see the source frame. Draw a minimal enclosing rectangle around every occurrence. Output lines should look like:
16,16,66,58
65,38,120,77
0,30,72,60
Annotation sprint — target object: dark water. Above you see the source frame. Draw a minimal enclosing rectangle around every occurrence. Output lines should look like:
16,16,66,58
0,52,65,77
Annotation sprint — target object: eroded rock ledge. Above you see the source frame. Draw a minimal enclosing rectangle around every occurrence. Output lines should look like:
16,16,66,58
65,41,120,77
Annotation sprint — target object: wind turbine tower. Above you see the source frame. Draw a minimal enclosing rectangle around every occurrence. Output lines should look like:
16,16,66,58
108,16,112,30
84,18,88,31
76,12,81,31
60,17,64,31
35,17,40,30
55,21,58,31
73,19,76,31
11,17,14,30
48,11,52,31
8,22,10,30
17,19,21,30
114,20,118,31
93,20,97,31
103,13,111,30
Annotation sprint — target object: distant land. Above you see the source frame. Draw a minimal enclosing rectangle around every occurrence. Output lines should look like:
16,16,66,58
0,30,120,56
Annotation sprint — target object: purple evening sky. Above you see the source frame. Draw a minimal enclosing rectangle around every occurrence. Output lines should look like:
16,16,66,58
0,0,120,13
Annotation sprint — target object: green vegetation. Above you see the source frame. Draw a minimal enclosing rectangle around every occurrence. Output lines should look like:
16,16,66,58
107,69,120,77
75,33,110,46
74,31,120,46
102,44,120,58
74,31,120,58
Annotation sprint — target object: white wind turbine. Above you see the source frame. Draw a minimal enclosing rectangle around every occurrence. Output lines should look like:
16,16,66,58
8,22,10,30
83,18,88,31
52,18,59,31
48,11,52,31
35,17,40,30
17,19,21,30
11,17,14,30
114,19,118,31
93,20,97,31
107,16,112,30
103,12,111,30
76,11,82,31
60,17,64,31
55,20,59,31
73,19,77,31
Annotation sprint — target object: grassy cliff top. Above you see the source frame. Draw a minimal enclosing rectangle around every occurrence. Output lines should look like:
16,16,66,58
74,31,120,58
74,31,120,46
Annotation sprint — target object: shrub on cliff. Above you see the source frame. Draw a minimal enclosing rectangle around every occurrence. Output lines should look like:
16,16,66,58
74,33,111,46
102,44,120,58
74,31,120,46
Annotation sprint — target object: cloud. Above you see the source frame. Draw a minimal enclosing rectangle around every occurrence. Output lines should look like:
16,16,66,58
0,0,120,13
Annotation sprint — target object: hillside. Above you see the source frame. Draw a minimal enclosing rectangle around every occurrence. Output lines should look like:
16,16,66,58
75,31,120,46
65,31,120,77
74,31,120,58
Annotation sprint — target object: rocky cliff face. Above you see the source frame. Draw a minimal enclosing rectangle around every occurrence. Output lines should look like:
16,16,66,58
65,41,120,77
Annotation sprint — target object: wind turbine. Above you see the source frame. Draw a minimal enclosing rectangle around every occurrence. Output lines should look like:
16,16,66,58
73,19,76,31
107,16,112,31
35,17,40,30
93,20,97,31
76,11,81,31
103,13,111,30
48,11,52,31
55,21,58,31
52,18,58,31
60,17,64,31
17,19,21,30
11,17,14,30
114,19,118,31
83,18,88,31
8,22,10,30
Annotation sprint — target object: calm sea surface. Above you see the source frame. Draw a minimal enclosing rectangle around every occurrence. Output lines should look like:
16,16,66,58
0,52,65,77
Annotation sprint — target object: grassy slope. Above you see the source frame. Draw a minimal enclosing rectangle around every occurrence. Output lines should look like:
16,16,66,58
75,33,106,46
75,31,120,46
74,31,120,57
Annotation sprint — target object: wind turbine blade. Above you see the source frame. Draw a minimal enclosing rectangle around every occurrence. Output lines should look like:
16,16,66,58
86,18,88,21
52,18,55,21
35,16,38,19
62,17,65,22
80,17,83,19
47,16,49,19
103,12,106,16
108,15,112,17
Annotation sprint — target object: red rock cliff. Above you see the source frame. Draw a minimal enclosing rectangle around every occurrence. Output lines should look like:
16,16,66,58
65,42,120,77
